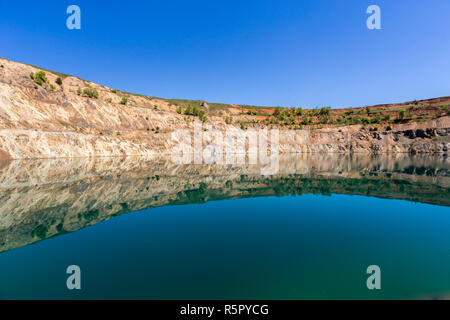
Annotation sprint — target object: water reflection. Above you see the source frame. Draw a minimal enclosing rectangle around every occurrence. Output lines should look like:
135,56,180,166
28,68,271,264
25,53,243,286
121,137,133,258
0,154,448,253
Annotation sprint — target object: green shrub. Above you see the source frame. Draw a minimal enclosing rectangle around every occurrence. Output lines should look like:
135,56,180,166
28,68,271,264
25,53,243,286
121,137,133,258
192,105,200,115
120,97,128,105
439,105,450,116
56,77,63,85
83,87,99,98
224,116,233,124
361,117,370,125
239,121,248,130
176,106,183,114
50,84,55,90
184,105,203,117
273,107,282,117
197,110,207,122
345,110,355,116
111,89,117,94
319,114,329,124
199,114,208,122
371,114,381,124
319,106,331,116
184,105,192,115
301,115,310,125
31,71,47,86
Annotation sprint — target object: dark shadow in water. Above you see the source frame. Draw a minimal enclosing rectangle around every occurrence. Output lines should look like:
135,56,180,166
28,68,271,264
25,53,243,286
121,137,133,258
0,153,448,253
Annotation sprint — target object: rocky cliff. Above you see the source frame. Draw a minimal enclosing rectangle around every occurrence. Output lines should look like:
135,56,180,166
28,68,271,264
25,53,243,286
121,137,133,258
0,57,449,159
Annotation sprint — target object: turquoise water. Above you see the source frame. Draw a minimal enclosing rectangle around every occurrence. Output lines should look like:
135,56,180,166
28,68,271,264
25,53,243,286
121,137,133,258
0,155,449,299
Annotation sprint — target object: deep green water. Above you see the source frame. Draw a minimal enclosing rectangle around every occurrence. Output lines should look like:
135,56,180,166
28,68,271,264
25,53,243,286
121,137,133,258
0,154,449,299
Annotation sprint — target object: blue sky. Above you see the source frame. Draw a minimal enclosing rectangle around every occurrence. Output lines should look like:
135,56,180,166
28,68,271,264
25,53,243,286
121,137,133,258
1,0,449,108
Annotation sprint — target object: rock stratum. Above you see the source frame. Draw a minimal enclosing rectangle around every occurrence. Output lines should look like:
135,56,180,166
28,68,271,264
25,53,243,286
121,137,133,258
0,57,449,159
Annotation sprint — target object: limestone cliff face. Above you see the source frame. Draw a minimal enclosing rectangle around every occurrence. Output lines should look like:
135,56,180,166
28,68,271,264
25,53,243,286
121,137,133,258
0,58,449,159
277,120,449,154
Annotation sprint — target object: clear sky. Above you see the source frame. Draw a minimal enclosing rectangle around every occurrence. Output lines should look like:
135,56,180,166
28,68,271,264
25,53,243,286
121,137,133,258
1,0,449,108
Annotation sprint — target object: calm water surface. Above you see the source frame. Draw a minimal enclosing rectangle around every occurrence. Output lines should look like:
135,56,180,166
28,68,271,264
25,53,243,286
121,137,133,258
0,154,449,299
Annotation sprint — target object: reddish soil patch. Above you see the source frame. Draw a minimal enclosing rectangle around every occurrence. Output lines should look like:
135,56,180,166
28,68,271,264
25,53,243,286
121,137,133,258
0,149,11,161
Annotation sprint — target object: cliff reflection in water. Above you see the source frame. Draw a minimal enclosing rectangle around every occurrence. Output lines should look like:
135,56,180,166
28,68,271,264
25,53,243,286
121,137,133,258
0,154,449,253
